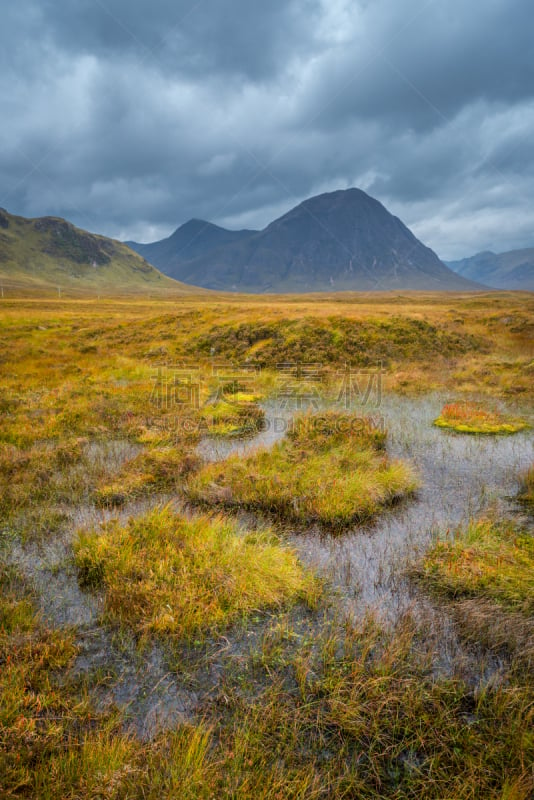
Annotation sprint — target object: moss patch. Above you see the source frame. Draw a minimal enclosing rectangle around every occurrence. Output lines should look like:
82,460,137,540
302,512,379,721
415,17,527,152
199,397,265,438
434,401,529,434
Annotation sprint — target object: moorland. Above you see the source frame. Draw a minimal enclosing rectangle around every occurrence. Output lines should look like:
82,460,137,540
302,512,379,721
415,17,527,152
1,289,533,799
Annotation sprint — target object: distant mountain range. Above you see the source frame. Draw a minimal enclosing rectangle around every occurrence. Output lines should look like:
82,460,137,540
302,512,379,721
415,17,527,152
0,209,194,294
3,191,532,295
127,188,480,292
446,249,534,291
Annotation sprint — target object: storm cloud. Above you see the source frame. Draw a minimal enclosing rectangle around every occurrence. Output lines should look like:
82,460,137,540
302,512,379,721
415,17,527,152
1,0,533,258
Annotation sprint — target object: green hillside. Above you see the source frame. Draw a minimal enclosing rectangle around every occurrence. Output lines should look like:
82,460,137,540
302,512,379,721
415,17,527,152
0,208,197,294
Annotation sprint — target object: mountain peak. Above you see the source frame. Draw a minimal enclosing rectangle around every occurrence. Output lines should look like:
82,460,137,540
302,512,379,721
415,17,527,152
276,187,386,218
128,217,256,270
127,187,482,292
177,218,219,232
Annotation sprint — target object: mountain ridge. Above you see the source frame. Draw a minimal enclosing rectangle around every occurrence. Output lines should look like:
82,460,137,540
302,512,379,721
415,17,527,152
446,248,534,290
126,219,257,276
127,188,481,292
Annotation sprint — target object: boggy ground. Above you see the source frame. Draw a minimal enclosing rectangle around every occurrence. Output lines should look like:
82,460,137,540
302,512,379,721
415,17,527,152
1,292,533,798
187,411,418,528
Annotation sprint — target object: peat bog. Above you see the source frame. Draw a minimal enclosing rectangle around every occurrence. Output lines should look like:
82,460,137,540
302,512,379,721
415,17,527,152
1,293,533,798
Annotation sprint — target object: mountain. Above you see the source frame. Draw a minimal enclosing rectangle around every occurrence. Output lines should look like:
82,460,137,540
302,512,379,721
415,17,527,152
446,249,534,290
127,219,256,277
128,189,481,292
0,209,195,294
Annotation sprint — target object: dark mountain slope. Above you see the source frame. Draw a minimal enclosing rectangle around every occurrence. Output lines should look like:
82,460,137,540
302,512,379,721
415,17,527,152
130,189,481,292
127,219,257,279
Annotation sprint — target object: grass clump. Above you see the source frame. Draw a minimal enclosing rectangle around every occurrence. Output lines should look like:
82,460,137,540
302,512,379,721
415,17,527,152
0,559,144,800
415,518,534,666
434,401,529,434
74,505,318,639
94,446,201,507
2,580,533,798
199,397,265,438
0,561,88,794
0,440,89,541
187,411,418,528
519,464,534,507
415,519,534,615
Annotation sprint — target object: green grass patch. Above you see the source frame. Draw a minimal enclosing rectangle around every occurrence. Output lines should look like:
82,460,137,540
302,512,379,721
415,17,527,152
187,411,418,528
74,505,319,639
434,401,529,434
415,519,534,615
0,208,183,293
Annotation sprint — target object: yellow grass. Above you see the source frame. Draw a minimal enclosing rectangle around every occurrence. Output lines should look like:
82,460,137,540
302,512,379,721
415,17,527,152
519,464,534,507
415,518,534,614
0,291,533,799
187,411,418,528
74,505,320,639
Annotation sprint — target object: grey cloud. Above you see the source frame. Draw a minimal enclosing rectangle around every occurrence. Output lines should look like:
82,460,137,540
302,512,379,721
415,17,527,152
1,0,533,259
38,0,322,80
295,0,534,133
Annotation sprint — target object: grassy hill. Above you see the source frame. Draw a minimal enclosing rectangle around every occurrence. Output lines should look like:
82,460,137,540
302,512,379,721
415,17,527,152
0,208,198,295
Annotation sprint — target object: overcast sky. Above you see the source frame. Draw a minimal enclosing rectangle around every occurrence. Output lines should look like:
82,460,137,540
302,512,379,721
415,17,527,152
1,0,533,259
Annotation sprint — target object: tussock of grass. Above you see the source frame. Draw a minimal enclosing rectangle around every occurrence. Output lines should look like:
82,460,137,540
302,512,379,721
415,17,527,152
0,559,146,800
451,598,534,669
415,519,534,615
187,412,418,528
0,561,88,795
74,505,318,639
0,439,89,540
0,439,85,507
94,446,201,507
434,401,529,434
199,397,265,438
519,464,534,507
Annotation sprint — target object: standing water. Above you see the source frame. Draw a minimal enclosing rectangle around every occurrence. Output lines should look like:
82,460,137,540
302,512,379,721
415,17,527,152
293,394,533,620
200,393,534,680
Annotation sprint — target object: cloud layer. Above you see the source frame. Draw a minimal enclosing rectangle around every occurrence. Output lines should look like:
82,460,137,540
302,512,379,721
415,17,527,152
2,0,533,258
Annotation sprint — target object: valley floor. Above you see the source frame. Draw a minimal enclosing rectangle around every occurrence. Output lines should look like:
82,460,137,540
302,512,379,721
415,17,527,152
1,291,533,798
